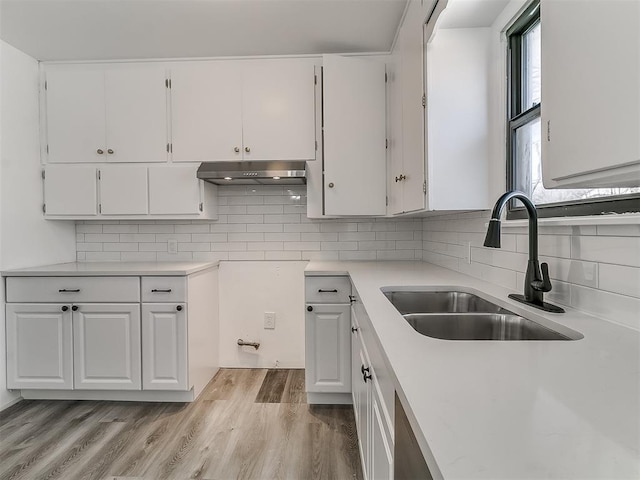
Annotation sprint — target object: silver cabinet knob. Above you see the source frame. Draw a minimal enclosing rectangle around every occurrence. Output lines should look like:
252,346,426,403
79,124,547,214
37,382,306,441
107,149,114,155
234,147,240,153
244,146,251,153
328,182,334,188
97,149,104,155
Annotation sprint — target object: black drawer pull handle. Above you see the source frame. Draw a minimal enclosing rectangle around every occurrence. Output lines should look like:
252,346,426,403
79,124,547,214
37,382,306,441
151,289,172,293
351,326,358,333
72,306,79,312
61,306,69,312
318,289,338,293
59,289,80,293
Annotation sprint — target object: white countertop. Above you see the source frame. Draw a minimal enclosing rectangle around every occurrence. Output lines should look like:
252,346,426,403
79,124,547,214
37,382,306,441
306,261,640,479
1,261,218,277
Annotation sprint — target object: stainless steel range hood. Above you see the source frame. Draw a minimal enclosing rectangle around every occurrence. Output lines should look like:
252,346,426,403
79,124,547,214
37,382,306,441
197,161,306,185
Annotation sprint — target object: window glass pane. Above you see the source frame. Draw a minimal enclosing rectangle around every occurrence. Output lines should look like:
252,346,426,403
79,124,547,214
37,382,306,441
524,22,541,109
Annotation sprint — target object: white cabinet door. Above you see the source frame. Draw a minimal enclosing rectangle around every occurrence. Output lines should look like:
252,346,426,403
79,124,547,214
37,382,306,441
45,68,106,163
99,166,148,215
141,303,188,391
148,165,202,215
305,303,351,393
399,0,427,214
371,386,394,480
5,304,73,389
353,328,372,480
242,59,316,161
44,165,98,216
171,62,243,162
105,66,168,163
541,0,640,188
323,55,387,216
73,304,141,390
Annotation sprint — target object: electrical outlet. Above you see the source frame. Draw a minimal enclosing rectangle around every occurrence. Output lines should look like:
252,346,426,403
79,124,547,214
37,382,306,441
168,239,178,254
264,312,276,329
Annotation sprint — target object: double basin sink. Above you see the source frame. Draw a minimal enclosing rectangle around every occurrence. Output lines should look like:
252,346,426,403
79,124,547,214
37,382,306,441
382,290,582,341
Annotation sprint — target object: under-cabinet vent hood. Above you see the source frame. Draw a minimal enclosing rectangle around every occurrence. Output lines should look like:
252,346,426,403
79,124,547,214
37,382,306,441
197,161,306,185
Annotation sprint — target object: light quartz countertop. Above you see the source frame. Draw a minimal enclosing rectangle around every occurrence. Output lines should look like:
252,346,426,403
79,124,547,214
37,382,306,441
1,261,218,277
305,261,640,479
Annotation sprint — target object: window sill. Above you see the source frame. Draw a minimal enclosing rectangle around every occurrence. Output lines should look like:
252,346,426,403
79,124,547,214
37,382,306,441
502,213,640,229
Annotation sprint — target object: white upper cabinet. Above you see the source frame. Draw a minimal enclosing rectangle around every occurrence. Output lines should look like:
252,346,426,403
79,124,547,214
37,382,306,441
44,165,98,216
541,0,640,188
45,68,106,163
99,166,149,215
242,59,316,161
323,55,387,216
170,62,243,162
149,165,203,215
44,64,168,164
104,66,169,163
388,0,428,215
171,58,316,162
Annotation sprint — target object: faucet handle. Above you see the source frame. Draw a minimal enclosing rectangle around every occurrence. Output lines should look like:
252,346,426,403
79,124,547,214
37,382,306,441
532,262,553,292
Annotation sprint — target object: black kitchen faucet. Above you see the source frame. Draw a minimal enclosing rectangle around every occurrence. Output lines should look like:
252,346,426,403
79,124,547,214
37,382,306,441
484,191,565,313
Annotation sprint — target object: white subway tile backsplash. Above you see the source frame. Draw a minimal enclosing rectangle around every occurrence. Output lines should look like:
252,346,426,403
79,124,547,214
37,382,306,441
84,233,119,243
174,224,211,234
75,186,638,330
121,252,157,262
103,242,138,252
423,210,640,329
570,284,640,331
119,233,156,243
138,224,175,234
228,232,264,242
571,236,640,267
598,264,640,298
103,224,139,234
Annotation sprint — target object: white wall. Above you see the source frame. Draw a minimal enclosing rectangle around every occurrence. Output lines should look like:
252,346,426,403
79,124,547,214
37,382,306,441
218,261,306,368
0,41,76,410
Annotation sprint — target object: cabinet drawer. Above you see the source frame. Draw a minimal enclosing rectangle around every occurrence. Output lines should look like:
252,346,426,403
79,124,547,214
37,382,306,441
141,276,187,302
5,277,140,303
305,276,351,304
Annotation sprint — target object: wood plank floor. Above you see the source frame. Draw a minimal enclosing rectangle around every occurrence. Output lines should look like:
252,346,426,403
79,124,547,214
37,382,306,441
0,369,362,480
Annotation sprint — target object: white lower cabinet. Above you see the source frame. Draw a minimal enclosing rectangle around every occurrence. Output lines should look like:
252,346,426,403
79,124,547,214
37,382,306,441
351,285,394,480
4,268,219,401
5,304,73,389
141,303,188,391
305,303,351,393
73,303,141,390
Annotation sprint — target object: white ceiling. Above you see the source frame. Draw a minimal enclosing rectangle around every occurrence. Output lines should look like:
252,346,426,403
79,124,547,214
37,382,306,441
0,0,409,62
437,0,511,29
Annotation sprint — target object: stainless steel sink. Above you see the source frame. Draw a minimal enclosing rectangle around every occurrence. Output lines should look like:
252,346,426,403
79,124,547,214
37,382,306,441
383,290,511,314
403,313,571,341
382,289,582,341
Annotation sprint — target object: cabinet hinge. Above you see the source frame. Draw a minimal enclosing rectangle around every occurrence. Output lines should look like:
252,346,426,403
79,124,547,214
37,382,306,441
46,144,49,154
41,170,45,180
166,78,172,88
44,80,47,91
42,204,46,213
199,202,203,212
422,94,426,108
97,169,101,180
386,196,389,206
547,120,551,141
99,204,102,214
385,72,388,83
385,138,388,149
314,74,317,85
315,140,318,151
423,181,427,194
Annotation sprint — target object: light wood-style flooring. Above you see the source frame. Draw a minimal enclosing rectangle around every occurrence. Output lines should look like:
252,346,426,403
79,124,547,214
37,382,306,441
0,369,361,480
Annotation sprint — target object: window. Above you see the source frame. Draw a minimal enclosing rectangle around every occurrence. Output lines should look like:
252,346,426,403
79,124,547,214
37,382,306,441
505,1,640,219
